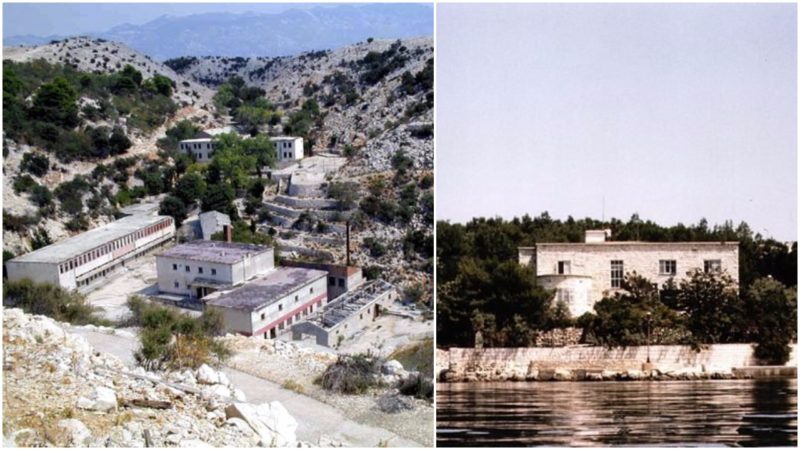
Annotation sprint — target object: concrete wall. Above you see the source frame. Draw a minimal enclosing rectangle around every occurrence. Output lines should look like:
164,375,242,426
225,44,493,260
249,276,328,338
538,275,593,316
521,242,739,313
156,256,235,297
274,195,338,209
273,137,304,162
437,344,798,379
5,261,64,287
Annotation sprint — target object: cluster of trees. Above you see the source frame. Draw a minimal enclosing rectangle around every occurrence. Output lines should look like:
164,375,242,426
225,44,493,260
358,40,410,86
3,279,109,326
437,214,797,363
4,60,176,162
212,76,280,134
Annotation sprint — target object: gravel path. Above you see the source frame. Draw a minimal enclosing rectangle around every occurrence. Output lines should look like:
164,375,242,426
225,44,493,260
67,326,424,447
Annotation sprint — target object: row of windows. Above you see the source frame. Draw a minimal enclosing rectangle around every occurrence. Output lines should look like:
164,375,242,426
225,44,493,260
281,151,293,159
181,142,214,150
328,276,346,288
280,142,292,149
608,259,723,288
262,299,323,339
172,264,217,276
59,219,172,274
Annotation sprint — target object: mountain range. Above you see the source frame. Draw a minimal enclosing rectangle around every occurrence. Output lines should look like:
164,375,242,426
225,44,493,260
3,3,433,60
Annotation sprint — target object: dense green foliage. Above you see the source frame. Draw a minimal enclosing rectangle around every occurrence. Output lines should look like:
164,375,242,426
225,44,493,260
3,279,109,325
437,213,797,350
3,60,177,162
746,278,797,364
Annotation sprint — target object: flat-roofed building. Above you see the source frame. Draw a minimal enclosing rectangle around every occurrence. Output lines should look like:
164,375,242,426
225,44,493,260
205,267,328,339
6,214,175,291
281,261,364,300
519,230,739,317
270,136,304,162
156,239,275,299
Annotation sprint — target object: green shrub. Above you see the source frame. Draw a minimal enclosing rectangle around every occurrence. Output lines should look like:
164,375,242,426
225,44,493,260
3,279,108,325
20,152,50,177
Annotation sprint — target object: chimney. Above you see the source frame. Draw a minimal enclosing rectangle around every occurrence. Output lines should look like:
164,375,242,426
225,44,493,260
345,221,351,267
585,229,611,244
223,224,232,243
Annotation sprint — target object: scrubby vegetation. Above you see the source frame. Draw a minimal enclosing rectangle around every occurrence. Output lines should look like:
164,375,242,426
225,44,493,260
4,60,177,162
317,353,383,394
3,278,109,326
127,296,231,371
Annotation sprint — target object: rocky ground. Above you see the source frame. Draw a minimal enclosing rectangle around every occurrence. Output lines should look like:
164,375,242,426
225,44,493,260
2,308,307,448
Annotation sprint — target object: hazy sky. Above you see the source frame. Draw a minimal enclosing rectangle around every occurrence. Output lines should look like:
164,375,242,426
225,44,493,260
3,3,325,37
437,3,797,241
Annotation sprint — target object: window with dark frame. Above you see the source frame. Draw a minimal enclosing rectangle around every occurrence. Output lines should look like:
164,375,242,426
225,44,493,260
610,260,624,288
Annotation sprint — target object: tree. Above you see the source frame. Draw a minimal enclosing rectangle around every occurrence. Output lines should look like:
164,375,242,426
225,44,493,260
20,152,50,177
327,181,359,210
150,74,173,97
201,183,235,214
745,277,797,365
241,134,276,177
174,172,206,206
674,269,745,344
30,77,79,128
109,126,132,155
159,195,188,227
209,133,256,190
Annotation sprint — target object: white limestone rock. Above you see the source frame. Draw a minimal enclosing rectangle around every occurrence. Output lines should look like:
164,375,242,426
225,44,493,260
196,364,220,385
381,359,404,375
57,419,92,446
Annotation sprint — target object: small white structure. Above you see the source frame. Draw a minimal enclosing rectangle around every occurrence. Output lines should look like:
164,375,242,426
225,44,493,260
156,238,275,299
270,136,304,162
519,230,740,317
7,215,175,291
205,267,328,339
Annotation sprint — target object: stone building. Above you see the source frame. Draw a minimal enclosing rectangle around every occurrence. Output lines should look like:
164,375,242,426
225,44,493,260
155,235,275,299
519,230,739,316
7,214,175,292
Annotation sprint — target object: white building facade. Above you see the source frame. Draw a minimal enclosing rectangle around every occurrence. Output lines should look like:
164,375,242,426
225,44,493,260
7,215,175,291
270,137,304,162
206,267,329,339
519,230,739,317
156,240,275,299
179,138,216,162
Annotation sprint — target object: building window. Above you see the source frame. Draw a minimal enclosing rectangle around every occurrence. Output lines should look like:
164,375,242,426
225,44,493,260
261,313,266,320
198,267,204,274
329,277,336,286
557,260,571,275
659,260,677,276
610,260,624,288
185,266,190,272
174,281,180,288
704,260,722,273
295,295,299,303
279,304,283,311
556,288,573,305
211,268,217,275
338,278,345,288
173,264,178,271
310,287,314,294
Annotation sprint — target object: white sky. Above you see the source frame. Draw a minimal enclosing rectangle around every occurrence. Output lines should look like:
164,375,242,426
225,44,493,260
436,3,797,241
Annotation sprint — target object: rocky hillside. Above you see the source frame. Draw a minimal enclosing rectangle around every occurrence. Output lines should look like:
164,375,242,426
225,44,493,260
2,308,303,447
168,37,433,172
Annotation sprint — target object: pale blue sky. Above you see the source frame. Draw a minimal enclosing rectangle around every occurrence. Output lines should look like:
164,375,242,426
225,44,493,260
437,3,797,241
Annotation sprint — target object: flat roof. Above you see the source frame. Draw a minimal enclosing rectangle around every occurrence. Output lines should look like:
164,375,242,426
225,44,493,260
521,241,739,250
9,215,173,264
308,280,394,329
157,241,272,265
206,267,327,311
179,138,212,143
269,136,301,141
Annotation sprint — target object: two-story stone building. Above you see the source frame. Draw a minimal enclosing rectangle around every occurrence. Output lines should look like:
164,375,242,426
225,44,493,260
519,230,739,316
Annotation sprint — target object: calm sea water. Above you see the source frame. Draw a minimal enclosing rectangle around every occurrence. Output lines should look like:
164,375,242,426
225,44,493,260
437,379,797,447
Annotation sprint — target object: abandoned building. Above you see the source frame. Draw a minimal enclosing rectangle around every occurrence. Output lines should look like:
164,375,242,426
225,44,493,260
205,267,329,338
291,279,397,347
519,229,740,316
6,214,175,291
180,210,232,241
178,127,235,161
155,233,275,299
270,136,304,162
281,261,364,300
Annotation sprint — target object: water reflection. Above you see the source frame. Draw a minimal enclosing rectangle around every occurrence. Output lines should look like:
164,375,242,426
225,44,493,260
437,379,797,447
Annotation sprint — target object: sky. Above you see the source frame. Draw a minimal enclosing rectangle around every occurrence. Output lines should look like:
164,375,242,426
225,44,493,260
3,3,326,37
436,3,797,241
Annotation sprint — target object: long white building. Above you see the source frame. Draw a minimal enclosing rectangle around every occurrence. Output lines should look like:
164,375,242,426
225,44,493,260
519,230,739,317
6,214,175,291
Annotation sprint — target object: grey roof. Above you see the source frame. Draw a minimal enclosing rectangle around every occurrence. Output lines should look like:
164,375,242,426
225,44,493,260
199,211,231,240
521,241,740,249
10,215,173,264
157,240,272,265
207,267,327,311
309,280,394,329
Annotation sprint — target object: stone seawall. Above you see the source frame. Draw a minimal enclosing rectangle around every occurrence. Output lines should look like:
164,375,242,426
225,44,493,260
437,344,797,382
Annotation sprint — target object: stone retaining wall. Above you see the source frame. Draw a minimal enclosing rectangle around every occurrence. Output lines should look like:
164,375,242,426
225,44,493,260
437,344,797,381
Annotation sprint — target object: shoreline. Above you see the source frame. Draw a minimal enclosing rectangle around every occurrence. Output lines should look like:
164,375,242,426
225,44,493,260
438,365,797,383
